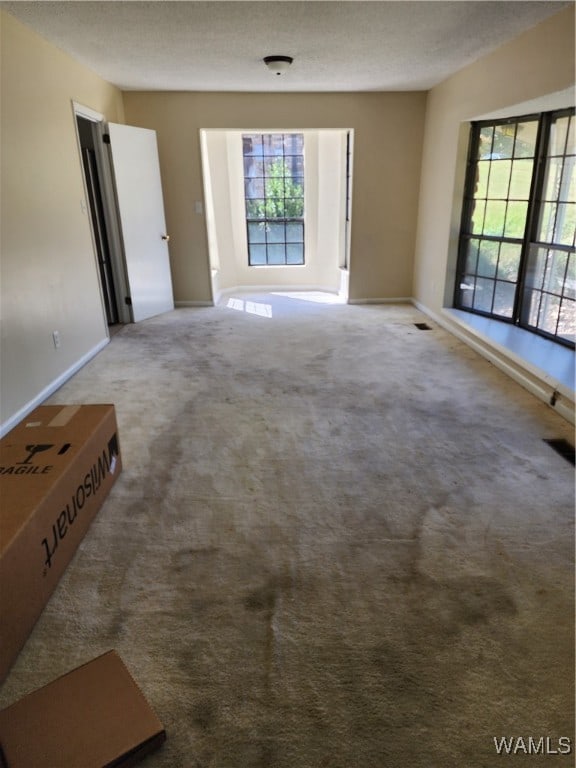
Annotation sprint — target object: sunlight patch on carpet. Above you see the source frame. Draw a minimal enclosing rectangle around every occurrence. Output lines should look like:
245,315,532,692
226,297,273,318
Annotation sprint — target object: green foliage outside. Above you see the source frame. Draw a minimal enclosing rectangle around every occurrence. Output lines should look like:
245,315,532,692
247,159,304,219
478,121,538,161
470,240,520,282
467,118,575,334
470,156,575,283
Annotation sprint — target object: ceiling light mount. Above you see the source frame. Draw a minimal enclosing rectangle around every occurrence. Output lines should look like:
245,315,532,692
263,55,293,76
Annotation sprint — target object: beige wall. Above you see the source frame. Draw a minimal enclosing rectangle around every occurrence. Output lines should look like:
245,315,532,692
122,91,427,304
0,11,125,429
413,6,575,316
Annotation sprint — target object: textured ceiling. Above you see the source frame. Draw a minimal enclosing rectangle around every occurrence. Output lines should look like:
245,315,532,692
2,1,571,92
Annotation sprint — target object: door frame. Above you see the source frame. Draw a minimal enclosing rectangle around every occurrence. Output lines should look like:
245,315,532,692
72,101,132,324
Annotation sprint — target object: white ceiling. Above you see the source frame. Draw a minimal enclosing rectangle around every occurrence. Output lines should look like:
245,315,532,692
2,1,571,92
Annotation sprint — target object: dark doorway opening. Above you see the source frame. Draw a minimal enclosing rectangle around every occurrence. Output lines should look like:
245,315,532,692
76,116,119,326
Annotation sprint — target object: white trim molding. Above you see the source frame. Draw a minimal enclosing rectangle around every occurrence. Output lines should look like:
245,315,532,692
71,101,104,123
348,297,412,305
217,285,342,300
414,301,575,424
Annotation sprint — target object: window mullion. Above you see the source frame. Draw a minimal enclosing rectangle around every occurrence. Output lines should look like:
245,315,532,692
453,125,481,307
515,113,549,326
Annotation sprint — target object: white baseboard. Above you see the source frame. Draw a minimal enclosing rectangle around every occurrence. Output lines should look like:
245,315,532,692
174,301,214,307
347,297,412,305
0,337,109,438
217,285,340,299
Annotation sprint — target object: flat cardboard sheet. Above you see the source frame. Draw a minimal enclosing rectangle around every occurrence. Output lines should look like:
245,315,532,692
0,651,166,768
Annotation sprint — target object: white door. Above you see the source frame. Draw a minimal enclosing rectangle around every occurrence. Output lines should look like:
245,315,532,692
108,123,174,322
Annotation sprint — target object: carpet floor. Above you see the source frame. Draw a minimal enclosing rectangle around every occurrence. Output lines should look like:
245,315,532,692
1,293,574,767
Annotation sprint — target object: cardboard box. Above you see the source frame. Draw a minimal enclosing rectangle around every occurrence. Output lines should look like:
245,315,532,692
0,650,166,767
0,405,122,683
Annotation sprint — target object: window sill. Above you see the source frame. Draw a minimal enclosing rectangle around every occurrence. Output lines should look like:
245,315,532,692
443,308,575,393
425,307,575,422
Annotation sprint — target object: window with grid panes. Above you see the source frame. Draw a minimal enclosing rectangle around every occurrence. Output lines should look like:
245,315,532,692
455,109,575,347
242,134,305,266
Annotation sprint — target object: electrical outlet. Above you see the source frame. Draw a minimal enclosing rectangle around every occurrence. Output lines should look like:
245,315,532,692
52,331,61,349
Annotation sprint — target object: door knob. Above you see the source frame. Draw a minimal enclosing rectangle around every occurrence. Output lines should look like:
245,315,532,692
162,234,170,242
